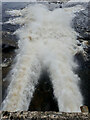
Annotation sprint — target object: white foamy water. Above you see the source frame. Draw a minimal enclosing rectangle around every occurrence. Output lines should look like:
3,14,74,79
2,3,86,112
69,0,90,2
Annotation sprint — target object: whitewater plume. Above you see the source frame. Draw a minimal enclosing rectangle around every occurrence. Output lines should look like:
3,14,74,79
2,3,85,112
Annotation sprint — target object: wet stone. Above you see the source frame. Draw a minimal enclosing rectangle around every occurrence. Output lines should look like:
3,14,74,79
2,31,18,49
29,70,59,112
2,31,18,100
73,3,90,111
72,4,90,40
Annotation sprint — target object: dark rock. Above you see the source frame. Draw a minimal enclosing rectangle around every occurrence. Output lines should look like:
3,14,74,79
2,31,18,49
72,3,90,40
2,31,18,100
72,3,90,112
1,58,12,68
75,51,90,112
80,106,89,113
2,79,10,101
29,70,59,112
2,31,18,77
2,44,17,53
2,24,20,32
2,111,10,117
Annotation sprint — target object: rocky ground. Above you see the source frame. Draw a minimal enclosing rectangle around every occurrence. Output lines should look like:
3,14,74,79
1,111,90,120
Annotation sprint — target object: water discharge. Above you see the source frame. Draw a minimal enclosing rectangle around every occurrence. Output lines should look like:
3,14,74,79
2,3,85,112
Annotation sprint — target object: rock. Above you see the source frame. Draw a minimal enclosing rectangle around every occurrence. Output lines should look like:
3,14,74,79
2,23,20,32
1,111,90,120
2,31,18,79
29,70,59,111
72,2,90,112
2,43,17,53
80,106,89,113
0,58,12,68
2,79,10,100
1,31,18,101
72,3,90,40
2,31,18,51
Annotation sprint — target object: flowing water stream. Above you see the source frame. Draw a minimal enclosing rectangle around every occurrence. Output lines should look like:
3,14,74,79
1,1,88,112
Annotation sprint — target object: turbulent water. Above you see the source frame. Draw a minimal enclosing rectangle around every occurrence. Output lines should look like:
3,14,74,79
2,3,86,112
